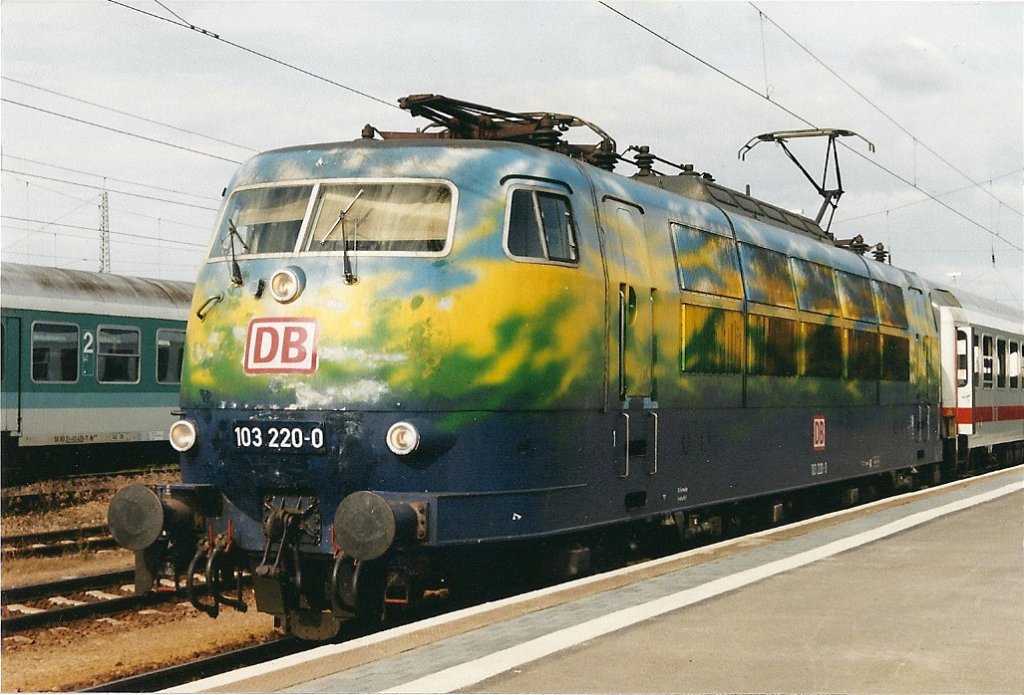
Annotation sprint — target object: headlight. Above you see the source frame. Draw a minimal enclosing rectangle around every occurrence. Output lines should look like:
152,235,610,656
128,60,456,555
270,266,305,303
169,419,197,452
386,421,420,455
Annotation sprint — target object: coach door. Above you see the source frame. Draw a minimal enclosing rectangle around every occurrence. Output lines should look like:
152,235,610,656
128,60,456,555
955,326,974,434
1,317,22,434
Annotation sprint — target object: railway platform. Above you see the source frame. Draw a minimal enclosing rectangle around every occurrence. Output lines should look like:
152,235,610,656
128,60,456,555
174,466,1023,694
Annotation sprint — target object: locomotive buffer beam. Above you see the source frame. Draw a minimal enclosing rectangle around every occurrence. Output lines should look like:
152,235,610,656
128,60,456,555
107,483,216,594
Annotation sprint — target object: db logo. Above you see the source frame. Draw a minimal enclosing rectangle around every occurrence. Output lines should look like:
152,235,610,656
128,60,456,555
812,415,826,451
244,318,319,374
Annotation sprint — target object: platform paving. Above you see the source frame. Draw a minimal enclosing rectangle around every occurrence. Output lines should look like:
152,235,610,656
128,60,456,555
177,467,1023,694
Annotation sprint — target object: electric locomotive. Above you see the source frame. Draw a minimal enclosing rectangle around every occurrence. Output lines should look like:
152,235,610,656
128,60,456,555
108,95,1024,638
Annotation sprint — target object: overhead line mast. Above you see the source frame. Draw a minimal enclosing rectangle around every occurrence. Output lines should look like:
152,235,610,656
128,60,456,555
99,190,110,273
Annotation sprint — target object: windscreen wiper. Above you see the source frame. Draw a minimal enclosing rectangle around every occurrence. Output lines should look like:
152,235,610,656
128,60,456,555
319,189,364,285
226,218,249,286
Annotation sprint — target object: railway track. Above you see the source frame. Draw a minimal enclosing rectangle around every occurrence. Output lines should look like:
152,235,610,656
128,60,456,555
84,637,312,692
1,465,179,512
1,524,118,559
1,570,180,633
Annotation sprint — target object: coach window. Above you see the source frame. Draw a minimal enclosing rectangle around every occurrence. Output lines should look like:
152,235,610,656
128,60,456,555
157,329,186,384
31,322,79,383
973,334,981,386
996,338,1008,388
506,189,578,264
671,224,743,298
1010,342,1020,389
956,330,969,387
981,335,994,388
98,326,140,384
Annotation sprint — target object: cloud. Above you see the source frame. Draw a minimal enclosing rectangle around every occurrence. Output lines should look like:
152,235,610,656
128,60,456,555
862,36,952,94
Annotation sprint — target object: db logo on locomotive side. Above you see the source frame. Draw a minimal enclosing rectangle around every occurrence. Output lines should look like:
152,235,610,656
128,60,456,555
244,318,319,374
812,415,827,451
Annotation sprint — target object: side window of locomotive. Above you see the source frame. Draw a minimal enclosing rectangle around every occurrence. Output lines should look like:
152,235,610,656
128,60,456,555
881,334,910,381
31,322,79,383
156,328,186,384
747,314,797,377
738,245,796,308
874,281,909,328
835,272,878,323
307,182,453,254
97,326,140,384
210,185,313,258
506,189,578,264
670,224,743,298
680,304,743,373
791,259,840,315
802,323,843,378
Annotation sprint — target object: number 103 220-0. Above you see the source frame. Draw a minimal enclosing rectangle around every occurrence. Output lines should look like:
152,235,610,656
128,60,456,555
233,423,325,450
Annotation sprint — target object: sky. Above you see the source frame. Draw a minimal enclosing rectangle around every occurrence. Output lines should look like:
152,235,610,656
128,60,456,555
2,1,1022,311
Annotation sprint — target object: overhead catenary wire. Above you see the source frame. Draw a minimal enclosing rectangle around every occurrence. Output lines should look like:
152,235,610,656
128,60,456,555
749,2,1022,219
1,174,212,233
108,0,400,110
2,216,208,248
3,154,221,202
2,76,258,153
599,1,1023,255
1,98,243,165
834,168,1024,225
2,168,221,211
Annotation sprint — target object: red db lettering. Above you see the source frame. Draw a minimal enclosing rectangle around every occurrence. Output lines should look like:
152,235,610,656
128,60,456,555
252,326,280,364
282,326,308,364
244,318,318,374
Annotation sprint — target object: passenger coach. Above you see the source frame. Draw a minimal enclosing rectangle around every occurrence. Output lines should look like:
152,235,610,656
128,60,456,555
1,262,192,473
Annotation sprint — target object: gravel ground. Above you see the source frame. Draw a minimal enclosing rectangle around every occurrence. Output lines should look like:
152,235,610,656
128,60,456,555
1,470,282,691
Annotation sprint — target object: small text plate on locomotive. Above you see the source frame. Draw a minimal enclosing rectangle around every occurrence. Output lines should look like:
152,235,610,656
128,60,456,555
233,421,326,452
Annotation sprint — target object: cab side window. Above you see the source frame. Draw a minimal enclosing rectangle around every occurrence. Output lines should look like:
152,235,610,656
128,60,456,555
506,189,578,264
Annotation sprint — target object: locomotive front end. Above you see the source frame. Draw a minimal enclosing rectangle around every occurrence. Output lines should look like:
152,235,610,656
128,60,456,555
109,137,605,638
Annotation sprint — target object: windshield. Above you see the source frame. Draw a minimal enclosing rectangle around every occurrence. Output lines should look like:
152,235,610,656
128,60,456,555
209,181,454,259
210,185,313,258
305,182,453,253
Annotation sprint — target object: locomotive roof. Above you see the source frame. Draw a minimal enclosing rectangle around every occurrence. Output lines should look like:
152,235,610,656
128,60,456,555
0,262,193,320
638,173,828,241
